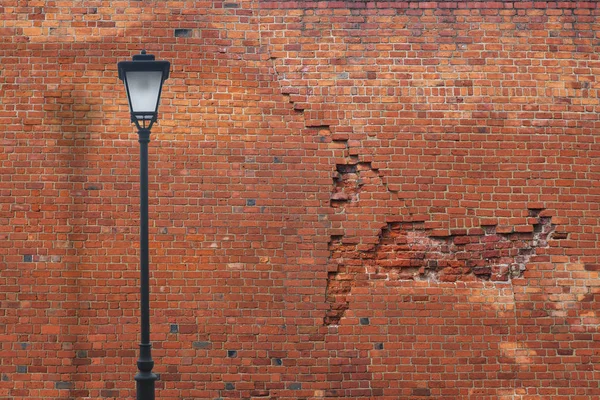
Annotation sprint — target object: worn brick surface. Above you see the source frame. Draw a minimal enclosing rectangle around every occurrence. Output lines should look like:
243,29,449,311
1,1,600,399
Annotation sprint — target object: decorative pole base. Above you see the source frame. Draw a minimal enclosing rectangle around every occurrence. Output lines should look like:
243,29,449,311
135,370,157,400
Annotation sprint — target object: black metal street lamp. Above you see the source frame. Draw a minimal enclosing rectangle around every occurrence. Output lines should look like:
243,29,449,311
118,50,170,400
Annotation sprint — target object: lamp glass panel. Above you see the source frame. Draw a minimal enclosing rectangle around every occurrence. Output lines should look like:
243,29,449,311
125,70,163,120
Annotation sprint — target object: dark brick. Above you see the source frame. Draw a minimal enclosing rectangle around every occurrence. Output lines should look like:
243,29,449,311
412,388,431,396
55,382,73,389
584,264,600,271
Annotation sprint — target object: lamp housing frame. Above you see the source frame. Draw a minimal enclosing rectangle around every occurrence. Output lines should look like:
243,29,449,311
117,51,170,130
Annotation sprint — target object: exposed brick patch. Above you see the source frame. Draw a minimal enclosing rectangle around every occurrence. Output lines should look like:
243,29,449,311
325,211,556,325
375,212,555,282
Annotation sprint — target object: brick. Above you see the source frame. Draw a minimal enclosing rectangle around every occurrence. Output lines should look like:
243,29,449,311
55,382,73,390
1,2,598,399
584,264,600,272
409,387,431,397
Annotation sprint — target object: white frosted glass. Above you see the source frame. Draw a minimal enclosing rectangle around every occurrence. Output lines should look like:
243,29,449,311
125,70,163,119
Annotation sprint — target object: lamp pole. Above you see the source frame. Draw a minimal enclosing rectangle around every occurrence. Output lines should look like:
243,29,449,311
136,126,155,399
118,51,170,400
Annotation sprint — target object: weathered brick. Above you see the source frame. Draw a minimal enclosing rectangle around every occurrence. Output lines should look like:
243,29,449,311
1,2,598,399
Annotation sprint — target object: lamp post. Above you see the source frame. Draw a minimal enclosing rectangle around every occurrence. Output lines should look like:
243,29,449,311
118,50,170,400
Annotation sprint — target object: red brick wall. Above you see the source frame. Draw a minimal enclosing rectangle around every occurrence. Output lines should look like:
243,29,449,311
1,1,600,398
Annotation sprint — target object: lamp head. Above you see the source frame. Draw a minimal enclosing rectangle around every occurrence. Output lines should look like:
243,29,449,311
118,51,170,130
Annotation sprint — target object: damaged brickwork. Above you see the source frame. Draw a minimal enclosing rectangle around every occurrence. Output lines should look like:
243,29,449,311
325,210,557,326
4,1,600,399
330,161,383,207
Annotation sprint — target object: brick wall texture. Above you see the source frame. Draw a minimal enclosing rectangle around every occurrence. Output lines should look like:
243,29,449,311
2,0,600,399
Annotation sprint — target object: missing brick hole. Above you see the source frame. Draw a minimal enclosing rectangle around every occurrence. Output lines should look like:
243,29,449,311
329,161,387,210
528,208,544,217
481,225,496,234
330,199,349,208
327,271,337,281
552,231,568,240
331,164,363,207
174,28,193,38
336,164,357,174
328,235,343,248
332,139,349,147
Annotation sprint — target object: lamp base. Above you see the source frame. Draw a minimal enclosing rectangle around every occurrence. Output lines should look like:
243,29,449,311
135,370,157,400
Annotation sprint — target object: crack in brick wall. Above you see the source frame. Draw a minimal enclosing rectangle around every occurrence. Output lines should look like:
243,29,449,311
324,210,557,326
